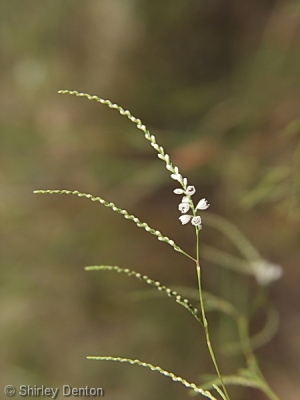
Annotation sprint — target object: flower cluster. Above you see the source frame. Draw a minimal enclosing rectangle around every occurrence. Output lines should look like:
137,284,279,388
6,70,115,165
171,173,210,229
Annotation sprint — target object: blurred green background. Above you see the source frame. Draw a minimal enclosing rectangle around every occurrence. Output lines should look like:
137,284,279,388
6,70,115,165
1,1,300,399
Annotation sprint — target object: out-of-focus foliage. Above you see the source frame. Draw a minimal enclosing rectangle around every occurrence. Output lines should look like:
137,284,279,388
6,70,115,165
1,1,300,400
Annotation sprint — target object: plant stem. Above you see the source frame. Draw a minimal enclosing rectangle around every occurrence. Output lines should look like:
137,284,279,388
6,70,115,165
196,228,231,400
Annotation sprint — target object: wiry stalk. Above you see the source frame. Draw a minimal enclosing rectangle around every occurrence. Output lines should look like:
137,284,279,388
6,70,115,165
87,356,218,400
33,189,194,261
196,228,231,400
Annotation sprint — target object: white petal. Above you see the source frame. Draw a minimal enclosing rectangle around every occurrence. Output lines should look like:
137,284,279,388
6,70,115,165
178,203,190,213
196,198,210,210
179,215,192,225
171,173,182,182
181,196,190,203
173,188,184,194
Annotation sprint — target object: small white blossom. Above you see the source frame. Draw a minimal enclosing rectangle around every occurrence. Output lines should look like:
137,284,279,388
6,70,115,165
196,198,210,210
179,214,192,225
191,216,202,227
186,186,196,196
171,173,182,182
178,202,190,213
173,188,184,194
181,196,190,203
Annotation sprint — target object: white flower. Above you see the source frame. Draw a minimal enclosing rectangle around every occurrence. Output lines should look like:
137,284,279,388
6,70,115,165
186,185,196,196
191,216,202,227
252,260,283,286
179,215,192,225
173,188,184,194
178,202,190,213
196,198,210,210
171,173,182,182
181,196,190,203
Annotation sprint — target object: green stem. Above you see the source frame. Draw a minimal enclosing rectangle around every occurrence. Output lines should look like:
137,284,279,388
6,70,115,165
196,228,231,400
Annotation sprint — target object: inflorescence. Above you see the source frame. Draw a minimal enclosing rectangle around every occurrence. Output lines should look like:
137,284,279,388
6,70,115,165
171,174,210,229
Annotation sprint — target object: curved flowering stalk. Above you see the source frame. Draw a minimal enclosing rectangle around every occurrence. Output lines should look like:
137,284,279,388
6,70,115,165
86,356,218,400
58,90,183,180
33,189,194,261
85,265,201,322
